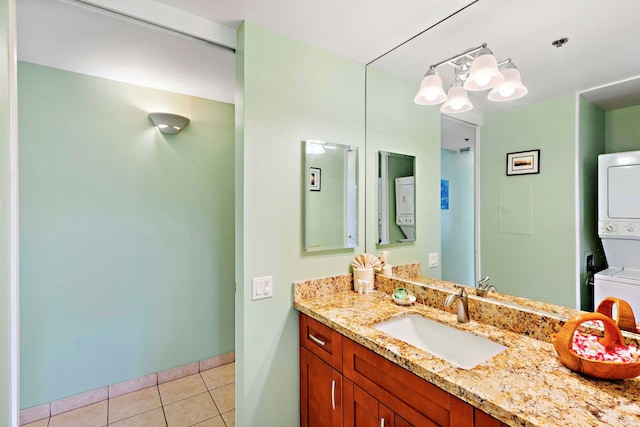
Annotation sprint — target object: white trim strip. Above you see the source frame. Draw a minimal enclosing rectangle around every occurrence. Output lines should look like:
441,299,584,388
65,0,236,50
9,0,20,424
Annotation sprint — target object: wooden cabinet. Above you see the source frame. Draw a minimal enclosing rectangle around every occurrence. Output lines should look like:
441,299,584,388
300,314,507,427
343,338,472,426
300,314,344,426
301,347,343,426
344,379,395,427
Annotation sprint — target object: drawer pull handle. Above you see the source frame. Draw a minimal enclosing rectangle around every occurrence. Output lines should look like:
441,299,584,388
331,379,336,410
308,333,326,347
380,418,385,427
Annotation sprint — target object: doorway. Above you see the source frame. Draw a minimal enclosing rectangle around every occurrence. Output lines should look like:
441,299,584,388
440,116,478,287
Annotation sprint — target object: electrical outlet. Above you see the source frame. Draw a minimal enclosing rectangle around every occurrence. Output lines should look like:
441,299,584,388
428,252,439,268
252,276,273,300
585,251,595,273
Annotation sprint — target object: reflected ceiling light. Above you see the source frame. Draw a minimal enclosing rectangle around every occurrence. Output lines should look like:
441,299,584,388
148,112,190,134
488,62,528,102
305,141,326,154
413,43,527,113
440,81,473,113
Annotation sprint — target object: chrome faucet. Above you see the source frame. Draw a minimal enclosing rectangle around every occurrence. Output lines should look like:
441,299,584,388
444,286,470,323
475,276,496,297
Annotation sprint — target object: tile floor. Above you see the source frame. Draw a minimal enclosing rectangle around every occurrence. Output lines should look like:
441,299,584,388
23,363,235,427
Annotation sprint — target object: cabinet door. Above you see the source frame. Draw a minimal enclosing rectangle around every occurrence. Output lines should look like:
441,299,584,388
344,379,396,427
394,414,413,427
301,347,342,427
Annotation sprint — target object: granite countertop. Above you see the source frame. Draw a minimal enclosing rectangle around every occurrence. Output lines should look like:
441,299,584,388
294,284,640,427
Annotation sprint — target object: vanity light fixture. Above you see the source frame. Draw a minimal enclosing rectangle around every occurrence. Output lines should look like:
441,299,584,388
488,62,528,102
414,43,528,113
148,112,190,134
440,80,473,113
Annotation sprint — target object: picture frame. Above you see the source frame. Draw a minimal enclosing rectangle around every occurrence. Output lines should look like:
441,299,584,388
506,149,540,176
309,167,321,191
440,179,449,210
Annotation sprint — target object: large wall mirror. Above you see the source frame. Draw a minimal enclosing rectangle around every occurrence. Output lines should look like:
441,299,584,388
304,140,359,251
364,0,640,332
378,151,416,245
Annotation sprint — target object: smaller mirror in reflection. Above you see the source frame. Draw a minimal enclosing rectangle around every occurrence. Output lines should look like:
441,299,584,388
379,151,416,245
304,140,359,252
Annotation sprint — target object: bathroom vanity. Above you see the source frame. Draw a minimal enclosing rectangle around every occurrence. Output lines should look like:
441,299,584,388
300,313,506,426
294,273,640,426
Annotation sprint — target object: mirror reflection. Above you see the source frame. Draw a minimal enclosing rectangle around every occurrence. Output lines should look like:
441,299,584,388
378,151,416,245
304,140,358,251
364,0,640,335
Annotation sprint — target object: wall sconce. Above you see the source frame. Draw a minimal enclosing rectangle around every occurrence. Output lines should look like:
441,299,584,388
414,43,527,113
148,112,190,134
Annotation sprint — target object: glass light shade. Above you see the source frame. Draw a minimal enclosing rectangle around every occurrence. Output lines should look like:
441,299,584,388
440,84,473,113
488,67,528,101
414,70,447,105
463,48,504,91
148,112,190,134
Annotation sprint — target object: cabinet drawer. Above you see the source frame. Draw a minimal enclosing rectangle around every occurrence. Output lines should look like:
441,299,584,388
300,313,343,370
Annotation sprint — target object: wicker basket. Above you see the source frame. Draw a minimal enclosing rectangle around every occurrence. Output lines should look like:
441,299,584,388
552,312,640,380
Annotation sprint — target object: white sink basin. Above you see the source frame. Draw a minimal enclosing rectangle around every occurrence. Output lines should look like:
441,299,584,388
374,314,507,369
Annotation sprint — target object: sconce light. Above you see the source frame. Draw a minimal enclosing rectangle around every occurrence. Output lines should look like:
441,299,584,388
148,112,190,134
413,43,527,113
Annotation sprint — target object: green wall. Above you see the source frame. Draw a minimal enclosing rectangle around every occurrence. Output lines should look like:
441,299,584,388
1,0,17,424
605,104,640,153
19,62,235,408
365,67,442,275
236,23,366,426
578,97,605,311
441,148,475,287
480,95,576,307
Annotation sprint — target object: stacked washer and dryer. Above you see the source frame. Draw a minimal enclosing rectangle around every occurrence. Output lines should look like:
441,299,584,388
594,150,640,316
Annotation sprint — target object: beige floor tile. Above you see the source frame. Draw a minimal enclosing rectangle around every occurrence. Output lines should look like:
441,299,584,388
158,374,207,405
164,392,219,427
108,407,166,427
200,363,235,390
22,419,50,427
191,415,226,427
49,400,108,427
221,410,235,427
210,384,234,414
109,386,162,423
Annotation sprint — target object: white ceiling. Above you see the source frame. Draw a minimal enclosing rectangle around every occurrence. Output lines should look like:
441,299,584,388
17,0,640,115
17,0,237,103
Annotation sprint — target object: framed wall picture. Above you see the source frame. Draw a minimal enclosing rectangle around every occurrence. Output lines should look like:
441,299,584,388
440,179,449,210
309,167,321,191
506,149,540,176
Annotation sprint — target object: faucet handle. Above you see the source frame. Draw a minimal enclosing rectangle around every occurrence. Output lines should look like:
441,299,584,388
453,284,467,297
477,276,490,287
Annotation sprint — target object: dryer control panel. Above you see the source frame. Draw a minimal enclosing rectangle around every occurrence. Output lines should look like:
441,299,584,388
599,220,640,239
